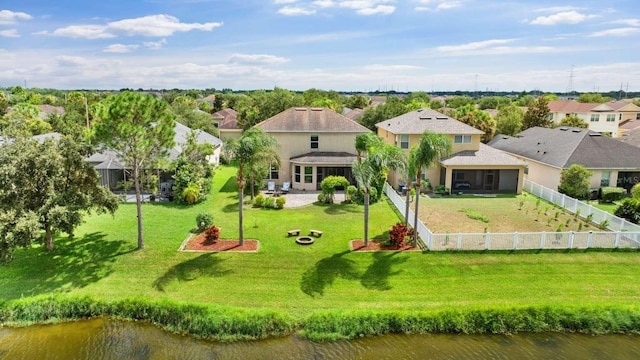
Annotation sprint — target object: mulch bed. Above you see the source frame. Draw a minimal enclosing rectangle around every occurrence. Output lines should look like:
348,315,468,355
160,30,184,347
350,239,421,252
181,233,259,252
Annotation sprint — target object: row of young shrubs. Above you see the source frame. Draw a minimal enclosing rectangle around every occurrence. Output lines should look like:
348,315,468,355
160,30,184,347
253,194,286,209
2,296,640,341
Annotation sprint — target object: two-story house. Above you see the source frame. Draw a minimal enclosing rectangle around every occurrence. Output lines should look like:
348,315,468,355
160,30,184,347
254,107,371,191
547,100,640,137
376,109,525,194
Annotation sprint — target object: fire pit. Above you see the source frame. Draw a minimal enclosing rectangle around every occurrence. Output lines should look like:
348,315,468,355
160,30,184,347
296,236,314,245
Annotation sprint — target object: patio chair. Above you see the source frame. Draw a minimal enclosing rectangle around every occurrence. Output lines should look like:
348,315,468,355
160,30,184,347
281,181,291,194
267,181,276,194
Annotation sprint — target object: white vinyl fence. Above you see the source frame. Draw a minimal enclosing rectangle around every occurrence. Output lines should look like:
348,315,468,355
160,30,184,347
383,182,640,251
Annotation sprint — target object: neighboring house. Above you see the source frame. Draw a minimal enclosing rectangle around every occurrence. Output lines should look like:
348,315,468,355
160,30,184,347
254,107,371,191
547,100,640,137
376,109,525,194
488,126,640,193
213,108,241,139
618,127,640,148
36,104,65,119
343,108,364,122
87,122,223,191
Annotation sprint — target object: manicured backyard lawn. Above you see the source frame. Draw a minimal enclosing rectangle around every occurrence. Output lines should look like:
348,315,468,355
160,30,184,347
1,166,640,318
418,193,598,233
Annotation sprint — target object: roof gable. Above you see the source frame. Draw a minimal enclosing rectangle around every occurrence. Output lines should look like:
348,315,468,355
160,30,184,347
255,107,370,133
375,108,484,135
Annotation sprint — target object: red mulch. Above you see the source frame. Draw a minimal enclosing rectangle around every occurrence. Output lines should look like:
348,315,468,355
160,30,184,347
350,239,421,252
182,233,259,252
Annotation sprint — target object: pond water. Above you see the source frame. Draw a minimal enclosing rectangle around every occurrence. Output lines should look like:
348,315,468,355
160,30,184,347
1,318,639,359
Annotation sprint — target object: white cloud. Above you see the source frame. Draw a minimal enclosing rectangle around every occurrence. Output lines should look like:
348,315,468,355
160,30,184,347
530,11,596,25
274,0,298,3
36,14,222,39
436,2,461,10
56,55,87,67
0,10,32,25
534,6,580,13
278,6,317,15
357,5,395,15
143,38,168,50
0,29,19,38
413,0,461,12
228,53,290,65
103,44,140,53
436,39,515,52
606,18,640,27
589,27,640,37
312,0,335,7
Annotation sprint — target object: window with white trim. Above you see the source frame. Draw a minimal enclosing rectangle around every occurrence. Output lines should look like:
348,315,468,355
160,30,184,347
590,114,599,122
304,167,313,183
606,114,616,122
454,135,471,144
400,134,409,149
310,135,319,149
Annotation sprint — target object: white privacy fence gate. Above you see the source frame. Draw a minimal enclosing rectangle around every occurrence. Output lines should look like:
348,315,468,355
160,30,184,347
383,182,640,251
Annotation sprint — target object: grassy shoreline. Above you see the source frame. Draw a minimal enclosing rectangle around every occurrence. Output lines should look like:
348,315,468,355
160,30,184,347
2,166,640,341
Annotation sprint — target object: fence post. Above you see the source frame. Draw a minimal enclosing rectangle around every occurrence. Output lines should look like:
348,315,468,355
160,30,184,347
560,194,565,208
587,231,593,248
513,232,518,250
569,231,575,249
620,217,625,231
485,232,490,250
615,231,621,248
427,232,432,251
457,233,462,250
541,232,546,249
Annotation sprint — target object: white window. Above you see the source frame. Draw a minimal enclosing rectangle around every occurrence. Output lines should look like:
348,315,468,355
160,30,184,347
454,135,471,144
590,114,599,122
606,114,616,122
400,135,409,149
601,171,610,187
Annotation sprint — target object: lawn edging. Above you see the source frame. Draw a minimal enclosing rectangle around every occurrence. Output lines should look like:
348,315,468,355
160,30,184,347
2,295,640,342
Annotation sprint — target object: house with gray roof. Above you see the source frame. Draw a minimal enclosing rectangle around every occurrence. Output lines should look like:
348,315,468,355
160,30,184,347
488,126,640,192
376,108,525,194
254,107,371,191
87,122,222,192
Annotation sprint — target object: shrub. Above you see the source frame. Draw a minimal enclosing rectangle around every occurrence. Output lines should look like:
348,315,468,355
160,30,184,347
345,185,357,203
181,183,201,204
599,219,610,229
317,192,333,204
254,194,266,208
195,213,213,232
204,225,220,244
319,176,350,204
631,183,640,200
262,197,276,208
614,198,640,224
275,196,286,209
600,187,626,203
558,164,592,199
388,223,413,247
435,185,449,195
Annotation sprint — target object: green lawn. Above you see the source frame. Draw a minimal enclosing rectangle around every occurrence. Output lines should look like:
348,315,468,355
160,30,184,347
592,201,619,215
1,166,640,318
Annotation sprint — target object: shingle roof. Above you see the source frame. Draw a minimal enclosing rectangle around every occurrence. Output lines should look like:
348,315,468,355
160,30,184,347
343,108,364,121
618,127,640,148
213,108,239,130
441,143,526,167
375,108,484,135
548,100,613,113
487,126,640,169
256,107,370,133
619,119,640,130
290,151,357,165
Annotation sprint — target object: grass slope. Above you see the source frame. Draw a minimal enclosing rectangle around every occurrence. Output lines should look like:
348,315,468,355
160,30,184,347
1,166,640,321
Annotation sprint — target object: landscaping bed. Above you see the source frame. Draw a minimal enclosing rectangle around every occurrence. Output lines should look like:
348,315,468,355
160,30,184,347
181,233,259,252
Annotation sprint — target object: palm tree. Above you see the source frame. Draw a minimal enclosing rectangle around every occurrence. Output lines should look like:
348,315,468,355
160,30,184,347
352,134,406,247
412,132,452,245
352,159,375,247
403,147,419,227
234,127,280,245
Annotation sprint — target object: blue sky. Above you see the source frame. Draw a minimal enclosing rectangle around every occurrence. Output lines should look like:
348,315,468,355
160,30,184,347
1,0,638,92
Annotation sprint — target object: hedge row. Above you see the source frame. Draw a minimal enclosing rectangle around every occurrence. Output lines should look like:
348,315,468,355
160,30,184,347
2,296,640,341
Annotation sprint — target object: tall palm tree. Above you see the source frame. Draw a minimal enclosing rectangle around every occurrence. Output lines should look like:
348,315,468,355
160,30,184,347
234,127,280,245
353,134,406,247
403,147,419,227
352,159,375,247
412,132,452,245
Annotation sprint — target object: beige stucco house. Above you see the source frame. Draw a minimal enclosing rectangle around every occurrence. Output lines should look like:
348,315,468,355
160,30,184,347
254,107,371,191
548,100,640,138
213,108,242,140
376,109,525,194
488,126,640,193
